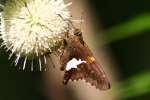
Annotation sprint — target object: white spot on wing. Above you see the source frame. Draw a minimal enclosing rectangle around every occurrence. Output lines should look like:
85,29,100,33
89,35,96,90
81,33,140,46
66,58,86,71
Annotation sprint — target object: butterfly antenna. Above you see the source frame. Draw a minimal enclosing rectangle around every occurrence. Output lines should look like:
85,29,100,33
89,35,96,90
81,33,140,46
80,11,84,31
57,14,76,30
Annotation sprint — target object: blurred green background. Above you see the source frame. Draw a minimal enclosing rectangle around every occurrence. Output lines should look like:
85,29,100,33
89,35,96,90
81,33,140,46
0,0,150,100
88,0,150,100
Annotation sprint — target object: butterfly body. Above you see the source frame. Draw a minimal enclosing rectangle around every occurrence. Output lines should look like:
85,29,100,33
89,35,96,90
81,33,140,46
59,29,110,90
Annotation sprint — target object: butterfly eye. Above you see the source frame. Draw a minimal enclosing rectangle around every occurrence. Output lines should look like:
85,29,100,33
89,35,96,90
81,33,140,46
74,29,82,36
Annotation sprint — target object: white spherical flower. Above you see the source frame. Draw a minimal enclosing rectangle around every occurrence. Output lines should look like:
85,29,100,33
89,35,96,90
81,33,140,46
0,0,72,70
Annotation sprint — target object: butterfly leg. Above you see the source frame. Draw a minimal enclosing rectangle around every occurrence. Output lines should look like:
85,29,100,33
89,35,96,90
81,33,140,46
59,39,68,71
62,69,73,85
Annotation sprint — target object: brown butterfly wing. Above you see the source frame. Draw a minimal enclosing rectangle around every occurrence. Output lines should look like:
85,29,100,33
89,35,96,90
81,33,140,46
60,36,110,90
62,49,110,90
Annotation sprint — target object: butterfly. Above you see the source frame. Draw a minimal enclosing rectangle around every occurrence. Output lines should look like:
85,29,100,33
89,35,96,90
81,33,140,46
59,29,110,90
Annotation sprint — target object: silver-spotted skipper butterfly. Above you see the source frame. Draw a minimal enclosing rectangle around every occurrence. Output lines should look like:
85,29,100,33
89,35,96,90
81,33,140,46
59,29,110,90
